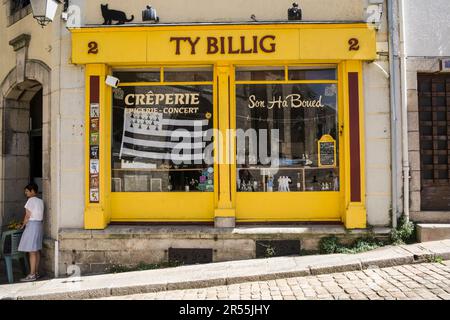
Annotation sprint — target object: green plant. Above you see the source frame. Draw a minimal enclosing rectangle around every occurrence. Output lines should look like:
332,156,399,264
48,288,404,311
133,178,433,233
390,216,415,245
258,243,277,257
319,235,383,254
427,255,444,264
319,236,340,254
108,260,183,273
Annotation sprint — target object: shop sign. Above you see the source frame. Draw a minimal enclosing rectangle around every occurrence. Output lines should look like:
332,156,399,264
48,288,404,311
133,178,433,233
170,35,276,55
248,94,324,109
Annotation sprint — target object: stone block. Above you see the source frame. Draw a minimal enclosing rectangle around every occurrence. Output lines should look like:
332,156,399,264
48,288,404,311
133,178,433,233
60,89,85,117
17,109,30,133
129,250,165,264
301,237,321,251
407,90,419,112
215,217,236,228
73,251,106,264
408,131,420,151
409,151,421,172
410,191,421,212
365,139,390,167
365,114,390,139
89,263,110,274
61,66,85,90
59,238,87,251
366,195,391,226
366,168,391,194
104,251,132,264
59,198,85,229
407,111,419,133
406,71,418,90
15,133,29,156
411,211,450,223
60,118,85,145
84,239,127,251
410,170,421,192
364,86,390,113
417,224,450,242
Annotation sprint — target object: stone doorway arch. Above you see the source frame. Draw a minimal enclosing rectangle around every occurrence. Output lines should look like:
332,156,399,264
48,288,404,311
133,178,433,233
0,59,51,235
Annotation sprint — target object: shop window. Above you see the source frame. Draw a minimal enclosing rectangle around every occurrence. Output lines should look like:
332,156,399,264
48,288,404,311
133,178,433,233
111,68,214,192
164,67,213,82
113,70,160,83
236,66,285,81
235,66,339,192
289,66,337,81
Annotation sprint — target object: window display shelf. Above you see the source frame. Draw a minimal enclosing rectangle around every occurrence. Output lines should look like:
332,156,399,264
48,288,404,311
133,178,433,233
237,166,339,192
112,168,205,172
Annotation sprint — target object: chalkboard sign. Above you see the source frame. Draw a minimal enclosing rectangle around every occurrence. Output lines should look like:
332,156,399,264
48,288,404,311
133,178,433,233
318,135,336,167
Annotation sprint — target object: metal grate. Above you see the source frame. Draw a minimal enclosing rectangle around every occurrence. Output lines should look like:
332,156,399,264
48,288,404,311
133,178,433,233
418,74,450,210
168,248,213,265
256,240,301,258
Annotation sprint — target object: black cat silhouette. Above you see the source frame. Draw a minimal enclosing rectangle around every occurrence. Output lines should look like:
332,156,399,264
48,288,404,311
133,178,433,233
101,4,134,25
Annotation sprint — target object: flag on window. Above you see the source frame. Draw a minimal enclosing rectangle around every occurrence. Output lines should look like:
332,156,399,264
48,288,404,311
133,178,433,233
119,109,210,163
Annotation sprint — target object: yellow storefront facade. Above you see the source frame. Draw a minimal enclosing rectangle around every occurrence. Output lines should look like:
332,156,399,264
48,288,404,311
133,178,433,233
70,23,377,230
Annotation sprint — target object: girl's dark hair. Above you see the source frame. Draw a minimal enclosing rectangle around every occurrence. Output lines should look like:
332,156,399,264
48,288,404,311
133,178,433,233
25,183,38,193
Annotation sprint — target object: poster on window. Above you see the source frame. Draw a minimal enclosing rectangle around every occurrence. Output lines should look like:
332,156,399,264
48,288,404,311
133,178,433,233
90,103,100,117
90,145,99,159
111,85,214,192
89,189,99,202
90,174,99,188
90,117,100,132
90,159,99,174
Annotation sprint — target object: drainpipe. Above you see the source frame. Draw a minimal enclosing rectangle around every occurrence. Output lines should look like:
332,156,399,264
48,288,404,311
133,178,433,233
387,0,400,228
398,0,410,223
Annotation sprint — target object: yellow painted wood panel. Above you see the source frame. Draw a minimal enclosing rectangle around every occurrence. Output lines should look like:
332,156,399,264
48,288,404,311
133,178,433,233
110,193,215,221
70,24,376,65
236,192,341,221
299,28,376,61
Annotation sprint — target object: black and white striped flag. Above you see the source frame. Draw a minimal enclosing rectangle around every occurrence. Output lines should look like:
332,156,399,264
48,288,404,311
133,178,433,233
119,109,210,163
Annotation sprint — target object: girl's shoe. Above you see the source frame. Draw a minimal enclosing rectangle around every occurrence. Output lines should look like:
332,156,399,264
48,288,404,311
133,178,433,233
20,274,37,282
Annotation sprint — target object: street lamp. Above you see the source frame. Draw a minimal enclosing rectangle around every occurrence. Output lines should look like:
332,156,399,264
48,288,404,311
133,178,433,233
30,0,62,27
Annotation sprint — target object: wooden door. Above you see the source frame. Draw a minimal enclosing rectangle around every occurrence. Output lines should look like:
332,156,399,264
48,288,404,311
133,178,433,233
418,74,450,210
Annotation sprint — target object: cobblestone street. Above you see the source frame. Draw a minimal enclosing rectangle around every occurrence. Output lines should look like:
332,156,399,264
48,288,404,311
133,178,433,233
103,261,450,300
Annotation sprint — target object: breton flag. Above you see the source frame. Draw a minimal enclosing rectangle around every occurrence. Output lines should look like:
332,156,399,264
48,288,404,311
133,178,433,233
119,108,210,163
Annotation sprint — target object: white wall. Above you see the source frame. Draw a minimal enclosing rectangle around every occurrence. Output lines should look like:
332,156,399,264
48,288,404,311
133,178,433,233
405,0,450,56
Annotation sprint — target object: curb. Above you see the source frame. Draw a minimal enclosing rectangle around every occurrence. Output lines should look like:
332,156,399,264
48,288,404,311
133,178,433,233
2,240,450,300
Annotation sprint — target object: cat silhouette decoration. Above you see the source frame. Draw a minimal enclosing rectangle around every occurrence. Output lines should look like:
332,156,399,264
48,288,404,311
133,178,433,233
101,4,134,25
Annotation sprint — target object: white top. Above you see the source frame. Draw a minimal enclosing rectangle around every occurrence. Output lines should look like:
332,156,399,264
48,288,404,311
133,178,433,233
25,197,44,221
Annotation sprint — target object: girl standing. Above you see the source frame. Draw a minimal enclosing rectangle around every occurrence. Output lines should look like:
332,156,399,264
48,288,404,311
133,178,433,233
18,183,44,282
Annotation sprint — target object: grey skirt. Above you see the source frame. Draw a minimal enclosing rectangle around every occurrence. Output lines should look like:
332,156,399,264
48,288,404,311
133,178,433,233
18,221,43,252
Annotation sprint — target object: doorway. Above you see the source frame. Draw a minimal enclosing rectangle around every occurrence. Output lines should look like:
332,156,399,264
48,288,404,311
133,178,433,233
418,74,450,211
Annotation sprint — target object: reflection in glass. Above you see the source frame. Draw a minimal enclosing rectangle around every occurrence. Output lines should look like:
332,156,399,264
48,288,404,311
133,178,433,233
288,67,337,80
236,82,339,192
236,67,285,81
113,71,160,83
111,85,214,192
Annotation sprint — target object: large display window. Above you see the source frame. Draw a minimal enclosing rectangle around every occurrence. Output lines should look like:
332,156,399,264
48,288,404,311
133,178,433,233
111,68,214,193
235,66,339,193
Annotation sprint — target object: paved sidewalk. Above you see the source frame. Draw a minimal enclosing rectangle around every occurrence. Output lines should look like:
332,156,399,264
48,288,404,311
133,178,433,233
102,261,450,300
1,240,450,300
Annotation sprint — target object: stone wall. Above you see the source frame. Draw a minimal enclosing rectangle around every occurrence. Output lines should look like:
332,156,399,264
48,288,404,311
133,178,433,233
406,58,450,223
56,225,390,277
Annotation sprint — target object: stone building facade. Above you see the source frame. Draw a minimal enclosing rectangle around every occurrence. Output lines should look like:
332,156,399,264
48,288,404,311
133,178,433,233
0,0,394,276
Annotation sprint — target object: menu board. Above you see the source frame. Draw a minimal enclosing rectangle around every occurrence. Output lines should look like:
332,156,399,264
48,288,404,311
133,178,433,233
318,135,336,167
